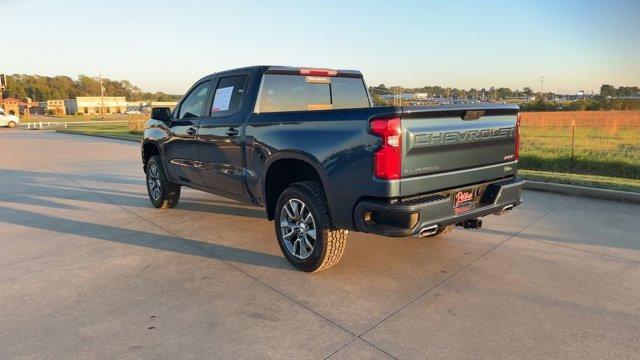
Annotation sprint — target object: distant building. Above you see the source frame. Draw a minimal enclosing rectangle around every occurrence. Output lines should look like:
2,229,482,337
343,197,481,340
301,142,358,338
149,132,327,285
65,96,127,115
0,97,22,116
64,96,127,115
46,100,66,115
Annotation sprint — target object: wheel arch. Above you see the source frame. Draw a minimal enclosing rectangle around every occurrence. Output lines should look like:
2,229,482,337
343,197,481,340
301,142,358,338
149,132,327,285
262,152,331,221
141,140,162,172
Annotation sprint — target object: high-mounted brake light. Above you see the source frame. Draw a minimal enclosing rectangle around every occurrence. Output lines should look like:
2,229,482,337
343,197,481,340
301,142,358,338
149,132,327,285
370,117,402,180
514,113,521,160
299,69,338,77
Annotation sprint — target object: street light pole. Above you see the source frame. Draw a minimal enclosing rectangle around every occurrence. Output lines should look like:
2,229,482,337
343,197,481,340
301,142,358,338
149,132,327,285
99,72,105,119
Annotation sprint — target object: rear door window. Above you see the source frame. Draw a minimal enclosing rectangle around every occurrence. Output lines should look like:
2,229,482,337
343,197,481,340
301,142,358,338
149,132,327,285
210,75,248,117
258,74,369,113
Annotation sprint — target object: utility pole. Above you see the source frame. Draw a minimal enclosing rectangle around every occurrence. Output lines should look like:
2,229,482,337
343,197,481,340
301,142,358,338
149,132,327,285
99,72,105,119
540,75,544,99
0,73,6,102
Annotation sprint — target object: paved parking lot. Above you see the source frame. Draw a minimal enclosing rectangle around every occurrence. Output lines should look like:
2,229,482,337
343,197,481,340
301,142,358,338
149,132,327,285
1,130,639,359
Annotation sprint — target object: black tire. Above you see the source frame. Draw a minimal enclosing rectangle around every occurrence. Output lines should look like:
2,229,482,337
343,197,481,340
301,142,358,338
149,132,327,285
424,224,454,237
8,121,16,128
146,155,181,208
274,181,347,272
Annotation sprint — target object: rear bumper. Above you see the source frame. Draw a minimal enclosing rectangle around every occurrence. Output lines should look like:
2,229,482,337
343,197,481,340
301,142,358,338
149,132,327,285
353,177,525,237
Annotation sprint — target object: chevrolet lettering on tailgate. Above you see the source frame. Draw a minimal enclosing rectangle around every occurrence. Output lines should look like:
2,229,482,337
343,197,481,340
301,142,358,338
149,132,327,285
415,127,515,147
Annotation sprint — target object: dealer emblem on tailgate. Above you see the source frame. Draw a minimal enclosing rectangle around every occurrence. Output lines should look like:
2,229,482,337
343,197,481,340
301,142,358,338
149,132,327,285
454,191,474,207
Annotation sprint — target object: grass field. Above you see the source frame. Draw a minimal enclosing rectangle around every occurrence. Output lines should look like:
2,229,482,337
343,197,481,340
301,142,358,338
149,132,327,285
519,110,640,179
59,122,141,141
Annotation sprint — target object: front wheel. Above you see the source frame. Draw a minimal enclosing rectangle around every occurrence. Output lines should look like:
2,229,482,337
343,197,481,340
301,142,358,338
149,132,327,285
274,181,347,272
146,156,181,208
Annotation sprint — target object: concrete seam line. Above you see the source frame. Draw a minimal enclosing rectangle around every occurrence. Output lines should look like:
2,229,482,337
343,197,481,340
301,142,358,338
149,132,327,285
357,200,567,338
323,338,358,360
324,337,398,360
17,150,359,339
524,180,640,204
357,338,399,360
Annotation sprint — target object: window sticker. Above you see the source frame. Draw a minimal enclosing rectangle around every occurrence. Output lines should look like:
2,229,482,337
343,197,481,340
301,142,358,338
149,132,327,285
212,86,234,112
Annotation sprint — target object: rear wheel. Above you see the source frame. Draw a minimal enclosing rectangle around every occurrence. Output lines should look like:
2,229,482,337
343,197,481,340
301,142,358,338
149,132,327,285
274,181,347,272
7,121,16,128
146,156,181,208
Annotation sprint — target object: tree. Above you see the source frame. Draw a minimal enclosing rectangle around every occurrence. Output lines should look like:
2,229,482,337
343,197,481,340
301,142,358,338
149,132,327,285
600,84,615,98
3,74,181,102
497,87,513,99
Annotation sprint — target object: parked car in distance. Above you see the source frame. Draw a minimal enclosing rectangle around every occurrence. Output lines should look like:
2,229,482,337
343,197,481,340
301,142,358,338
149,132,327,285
125,109,142,115
141,66,524,272
0,108,19,128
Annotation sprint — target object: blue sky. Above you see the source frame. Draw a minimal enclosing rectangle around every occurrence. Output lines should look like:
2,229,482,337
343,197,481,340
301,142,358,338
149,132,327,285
3,0,639,93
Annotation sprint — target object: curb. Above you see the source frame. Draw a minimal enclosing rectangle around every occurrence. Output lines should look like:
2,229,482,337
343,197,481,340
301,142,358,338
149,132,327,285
524,180,640,204
56,130,140,143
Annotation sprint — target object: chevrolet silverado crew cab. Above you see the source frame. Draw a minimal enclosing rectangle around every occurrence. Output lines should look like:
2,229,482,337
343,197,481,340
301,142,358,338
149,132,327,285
142,66,524,272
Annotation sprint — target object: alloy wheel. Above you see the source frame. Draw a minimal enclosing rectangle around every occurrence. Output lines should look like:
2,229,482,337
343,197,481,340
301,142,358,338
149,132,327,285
147,164,162,201
279,198,316,259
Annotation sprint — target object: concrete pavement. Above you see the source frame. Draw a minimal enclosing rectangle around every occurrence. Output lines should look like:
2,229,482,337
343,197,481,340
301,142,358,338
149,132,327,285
1,130,639,359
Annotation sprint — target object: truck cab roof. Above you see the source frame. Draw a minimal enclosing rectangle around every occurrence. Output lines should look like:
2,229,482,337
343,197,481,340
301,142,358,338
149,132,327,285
198,66,363,81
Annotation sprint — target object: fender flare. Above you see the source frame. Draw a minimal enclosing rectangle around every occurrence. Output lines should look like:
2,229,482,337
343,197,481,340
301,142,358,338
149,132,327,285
261,151,332,214
141,140,163,170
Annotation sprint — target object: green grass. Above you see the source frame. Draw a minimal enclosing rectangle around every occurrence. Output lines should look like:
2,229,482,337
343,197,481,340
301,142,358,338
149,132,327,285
519,125,640,179
519,169,640,193
57,122,142,141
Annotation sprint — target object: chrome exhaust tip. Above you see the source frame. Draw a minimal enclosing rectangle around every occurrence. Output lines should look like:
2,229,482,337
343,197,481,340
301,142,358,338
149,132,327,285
418,225,439,237
496,204,515,215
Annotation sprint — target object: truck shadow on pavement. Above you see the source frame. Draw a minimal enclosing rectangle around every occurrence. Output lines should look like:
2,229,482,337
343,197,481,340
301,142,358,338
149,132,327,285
0,205,293,271
0,180,266,219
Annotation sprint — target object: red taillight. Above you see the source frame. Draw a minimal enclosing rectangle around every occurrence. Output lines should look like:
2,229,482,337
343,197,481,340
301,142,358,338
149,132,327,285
370,117,402,180
514,113,521,160
299,68,338,77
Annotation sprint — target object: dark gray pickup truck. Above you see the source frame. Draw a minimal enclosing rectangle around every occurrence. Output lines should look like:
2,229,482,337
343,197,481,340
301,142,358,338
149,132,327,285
142,66,524,272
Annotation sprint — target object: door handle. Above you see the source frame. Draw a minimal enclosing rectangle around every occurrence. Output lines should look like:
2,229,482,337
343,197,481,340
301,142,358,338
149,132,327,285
225,127,239,136
186,127,197,135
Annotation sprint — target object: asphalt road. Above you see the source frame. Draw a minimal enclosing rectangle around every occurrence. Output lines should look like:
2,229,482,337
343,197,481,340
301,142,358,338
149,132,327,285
1,130,639,359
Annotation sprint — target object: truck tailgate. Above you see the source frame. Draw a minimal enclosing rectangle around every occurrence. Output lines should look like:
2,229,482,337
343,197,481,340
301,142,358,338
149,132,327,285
400,104,519,195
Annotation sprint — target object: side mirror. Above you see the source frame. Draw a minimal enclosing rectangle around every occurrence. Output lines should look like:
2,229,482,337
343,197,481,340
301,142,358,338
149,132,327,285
151,107,172,122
